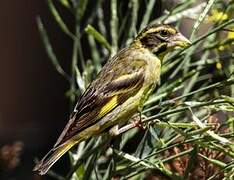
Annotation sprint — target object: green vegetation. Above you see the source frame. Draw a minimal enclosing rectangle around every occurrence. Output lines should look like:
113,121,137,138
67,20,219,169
37,0,234,179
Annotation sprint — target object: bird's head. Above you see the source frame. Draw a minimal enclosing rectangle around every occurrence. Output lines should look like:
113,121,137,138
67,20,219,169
132,24,191,60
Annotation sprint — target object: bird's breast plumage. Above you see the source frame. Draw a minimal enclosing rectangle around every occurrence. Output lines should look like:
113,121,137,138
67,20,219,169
130,48,161,109
93,48,162,131
55,47,162,145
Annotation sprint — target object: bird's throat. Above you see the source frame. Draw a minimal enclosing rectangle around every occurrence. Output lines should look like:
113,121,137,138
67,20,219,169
152,43,168,60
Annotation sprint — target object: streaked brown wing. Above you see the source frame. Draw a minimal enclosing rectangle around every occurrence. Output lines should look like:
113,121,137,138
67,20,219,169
54,48,147,147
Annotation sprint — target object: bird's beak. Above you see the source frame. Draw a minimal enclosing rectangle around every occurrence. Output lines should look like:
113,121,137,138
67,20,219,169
169,33,191,48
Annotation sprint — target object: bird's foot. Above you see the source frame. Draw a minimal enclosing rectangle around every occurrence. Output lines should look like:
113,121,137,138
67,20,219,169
132,113,147,130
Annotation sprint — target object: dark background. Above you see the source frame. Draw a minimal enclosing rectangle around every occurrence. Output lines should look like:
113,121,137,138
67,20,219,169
0,1,71,179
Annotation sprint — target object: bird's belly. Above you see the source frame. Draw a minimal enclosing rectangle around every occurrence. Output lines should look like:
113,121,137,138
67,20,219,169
74,90,143,140
75,57,161,140
98,63,161,129
98,89,144,128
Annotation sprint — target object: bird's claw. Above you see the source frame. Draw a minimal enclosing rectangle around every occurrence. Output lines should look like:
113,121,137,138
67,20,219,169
132,114,147,130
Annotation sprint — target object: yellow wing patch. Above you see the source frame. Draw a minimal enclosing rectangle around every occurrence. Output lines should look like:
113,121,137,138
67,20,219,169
97,95,118,119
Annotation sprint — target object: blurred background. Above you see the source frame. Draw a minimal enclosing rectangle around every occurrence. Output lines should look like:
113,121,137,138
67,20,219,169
0,1,72,179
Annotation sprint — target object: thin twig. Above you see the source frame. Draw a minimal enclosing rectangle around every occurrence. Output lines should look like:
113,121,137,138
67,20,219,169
110,0,118,55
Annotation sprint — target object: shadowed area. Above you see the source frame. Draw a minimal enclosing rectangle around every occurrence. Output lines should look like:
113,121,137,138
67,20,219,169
0,1,71,179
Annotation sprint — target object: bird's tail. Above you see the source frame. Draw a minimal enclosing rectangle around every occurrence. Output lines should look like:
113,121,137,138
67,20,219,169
33,140,77,175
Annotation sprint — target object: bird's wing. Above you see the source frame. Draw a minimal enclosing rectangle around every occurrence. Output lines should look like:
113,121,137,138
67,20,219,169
54,48,147,147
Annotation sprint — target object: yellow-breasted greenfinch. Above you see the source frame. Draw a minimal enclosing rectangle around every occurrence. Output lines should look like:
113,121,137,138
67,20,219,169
33,24,191,175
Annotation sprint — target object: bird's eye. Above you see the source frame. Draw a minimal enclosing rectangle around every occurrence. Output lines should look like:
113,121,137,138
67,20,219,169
160,30,169,37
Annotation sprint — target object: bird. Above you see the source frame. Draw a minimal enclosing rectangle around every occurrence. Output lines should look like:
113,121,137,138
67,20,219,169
33,24,191,175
